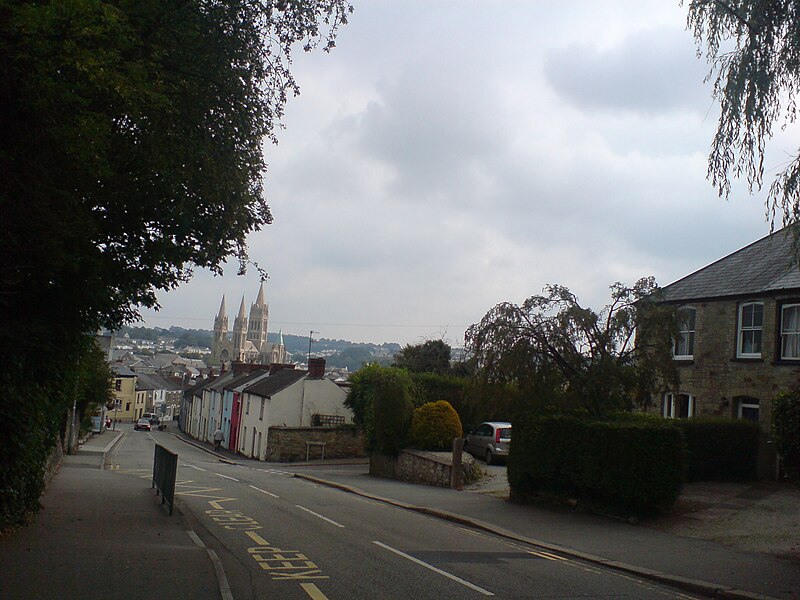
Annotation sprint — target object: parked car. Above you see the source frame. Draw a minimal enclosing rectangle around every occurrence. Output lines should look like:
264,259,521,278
134,418,151,432
464,421,511,465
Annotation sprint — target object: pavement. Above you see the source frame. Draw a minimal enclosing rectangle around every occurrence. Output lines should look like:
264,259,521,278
0,428,223,600
1,427,798,600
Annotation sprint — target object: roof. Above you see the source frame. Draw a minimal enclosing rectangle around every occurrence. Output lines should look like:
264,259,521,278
112,364,136,377
660,226,800,303
224,369,269,392
135,372,180,391
243,369,308,398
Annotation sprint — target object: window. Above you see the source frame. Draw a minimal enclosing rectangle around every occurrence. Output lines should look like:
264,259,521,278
246,397,250,415
736,396,760,422
662,392,694,419
115,379,122,391
737,302,763,357
674,308,695,359
781,304,800,360
125,402,131,411
259,399,265,421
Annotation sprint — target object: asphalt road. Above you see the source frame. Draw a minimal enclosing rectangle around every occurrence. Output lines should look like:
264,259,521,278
110,428,703,600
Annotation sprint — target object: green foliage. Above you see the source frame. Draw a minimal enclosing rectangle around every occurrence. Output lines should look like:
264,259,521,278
410,401,463,451
466,278,678,418
394,340,452,375
0,333,103,531
0,0,350,532
508,414,684,516
687,1,800,222
773,388,800,481
371,370,415,456
347,364,416,454
673,417,760,481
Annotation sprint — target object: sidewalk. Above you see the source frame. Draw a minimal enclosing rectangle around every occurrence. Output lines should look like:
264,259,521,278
287,463,800,600
0,429,222,600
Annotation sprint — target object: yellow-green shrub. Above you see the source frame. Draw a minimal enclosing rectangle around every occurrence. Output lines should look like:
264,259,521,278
410,401,463,450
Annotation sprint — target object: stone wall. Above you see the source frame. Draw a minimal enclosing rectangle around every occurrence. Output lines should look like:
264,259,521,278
653,295,800,478
659,297,800,424
369,450,455,488
266,426,365,462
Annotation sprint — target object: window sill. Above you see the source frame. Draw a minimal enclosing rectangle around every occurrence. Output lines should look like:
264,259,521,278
672,358,694,365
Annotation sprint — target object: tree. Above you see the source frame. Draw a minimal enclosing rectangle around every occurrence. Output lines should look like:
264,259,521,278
1,0,351,335
686,0,800,223
393,340,452,375
465,278,679,418
0,0,351,531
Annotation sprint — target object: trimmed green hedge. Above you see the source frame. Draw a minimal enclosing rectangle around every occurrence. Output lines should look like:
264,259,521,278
674,417,760,481
410,400,463,450
508,415,684,515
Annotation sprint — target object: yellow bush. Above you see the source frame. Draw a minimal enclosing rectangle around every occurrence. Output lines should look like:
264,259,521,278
410,400,463,451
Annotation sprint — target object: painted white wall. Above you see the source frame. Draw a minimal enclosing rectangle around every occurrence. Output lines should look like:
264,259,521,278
237,377,353,461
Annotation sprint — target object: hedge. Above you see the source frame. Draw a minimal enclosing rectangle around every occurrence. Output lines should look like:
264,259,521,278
508,415,684,516
674,417,760,481
410,401,463,450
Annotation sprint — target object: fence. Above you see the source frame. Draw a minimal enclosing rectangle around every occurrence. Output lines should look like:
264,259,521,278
152,444,178,515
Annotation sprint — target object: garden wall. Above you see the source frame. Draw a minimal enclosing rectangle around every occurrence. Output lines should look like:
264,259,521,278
266,426,366,462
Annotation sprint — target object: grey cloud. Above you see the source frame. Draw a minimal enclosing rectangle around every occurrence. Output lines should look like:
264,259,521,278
544,27,709,114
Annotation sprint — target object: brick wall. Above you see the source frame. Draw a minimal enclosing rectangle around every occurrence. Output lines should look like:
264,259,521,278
266,426,366,462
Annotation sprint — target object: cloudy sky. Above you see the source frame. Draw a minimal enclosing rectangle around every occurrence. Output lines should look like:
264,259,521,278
140,1,795,347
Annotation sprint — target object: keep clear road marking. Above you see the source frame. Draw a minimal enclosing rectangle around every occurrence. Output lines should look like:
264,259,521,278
295,505,345,528
249,484,279,498
216,473,239,482
300,583,329,600
373,541,494,597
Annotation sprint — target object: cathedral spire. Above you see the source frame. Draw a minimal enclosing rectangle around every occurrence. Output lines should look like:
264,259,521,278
237,296,247,318
255,282,266,307
217,295,227,319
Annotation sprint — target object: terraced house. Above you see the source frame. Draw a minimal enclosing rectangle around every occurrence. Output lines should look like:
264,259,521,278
655,227,800,475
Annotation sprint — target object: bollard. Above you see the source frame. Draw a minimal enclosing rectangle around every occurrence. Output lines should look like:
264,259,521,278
451,437,464,490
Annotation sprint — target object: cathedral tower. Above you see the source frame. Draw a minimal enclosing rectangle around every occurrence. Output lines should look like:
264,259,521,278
211,295,228,362
233,297,248,360
247,282,269,350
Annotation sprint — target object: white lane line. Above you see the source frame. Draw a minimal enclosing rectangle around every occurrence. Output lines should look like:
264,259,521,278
216,473,239,482
373,541,494,596
249,484,279,498
183,464,207,472
295,505,345,528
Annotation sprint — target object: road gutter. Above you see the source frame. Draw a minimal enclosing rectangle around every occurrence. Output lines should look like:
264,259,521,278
292,473,778,600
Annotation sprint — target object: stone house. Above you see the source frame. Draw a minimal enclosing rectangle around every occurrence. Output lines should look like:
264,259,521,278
655,227,800,472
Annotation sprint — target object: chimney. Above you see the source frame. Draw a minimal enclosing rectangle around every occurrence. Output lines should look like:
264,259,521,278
308,358,325,379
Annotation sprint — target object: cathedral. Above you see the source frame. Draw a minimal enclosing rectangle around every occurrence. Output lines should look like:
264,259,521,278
211,282,287,366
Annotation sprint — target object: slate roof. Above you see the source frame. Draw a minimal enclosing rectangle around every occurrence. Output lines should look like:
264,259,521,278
223,369,269,393
243,369,308,398
112,364,136,377
135,372,181,391
660,227,800,303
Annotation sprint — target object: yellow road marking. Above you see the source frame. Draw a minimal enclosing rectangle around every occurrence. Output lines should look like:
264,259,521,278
528,550,567,561
208,498,238,509
300,583,330,599
175,488,224,497
247,531,271,546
